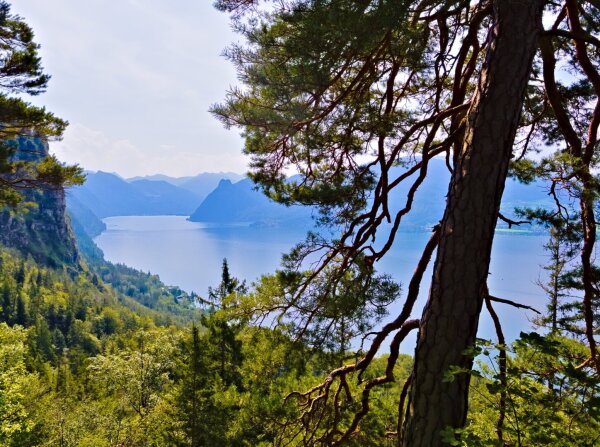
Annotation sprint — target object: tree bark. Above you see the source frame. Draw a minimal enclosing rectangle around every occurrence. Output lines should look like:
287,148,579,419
402,1,543,445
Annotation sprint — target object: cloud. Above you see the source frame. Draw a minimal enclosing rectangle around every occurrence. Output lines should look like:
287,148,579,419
13,1,246,176
51,123,248,178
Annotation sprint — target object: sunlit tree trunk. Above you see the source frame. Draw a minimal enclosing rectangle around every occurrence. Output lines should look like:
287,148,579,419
402,1,544,445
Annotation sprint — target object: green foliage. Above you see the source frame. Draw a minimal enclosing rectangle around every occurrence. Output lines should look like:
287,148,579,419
515,205,600,336
0,323,43,446
464,335,600,447
212,0,421,217
0,247,412,446
0,251,196,443
2,242,597,446
0,1,49,96
92,260,199,322
166,325,237,447
0,137,84,207
202,259,246,388
244,255,399,354
508,159,543,184
0,2,83,208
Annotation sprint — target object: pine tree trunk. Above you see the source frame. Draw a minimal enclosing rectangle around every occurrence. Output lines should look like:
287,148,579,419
402,1,543,445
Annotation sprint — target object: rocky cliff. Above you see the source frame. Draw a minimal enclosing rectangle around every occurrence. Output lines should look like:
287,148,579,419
0,135,79,267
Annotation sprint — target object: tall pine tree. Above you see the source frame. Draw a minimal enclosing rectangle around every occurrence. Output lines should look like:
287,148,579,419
215,0,548,444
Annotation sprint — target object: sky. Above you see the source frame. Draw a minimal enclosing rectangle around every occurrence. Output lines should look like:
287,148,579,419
13,0,248,177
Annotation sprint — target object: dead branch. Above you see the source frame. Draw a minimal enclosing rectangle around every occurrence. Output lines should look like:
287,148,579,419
485,295,507,446
498,212,531,229
488,295,541,314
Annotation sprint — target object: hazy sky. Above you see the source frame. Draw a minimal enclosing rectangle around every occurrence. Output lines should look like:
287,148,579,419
13,0,248,177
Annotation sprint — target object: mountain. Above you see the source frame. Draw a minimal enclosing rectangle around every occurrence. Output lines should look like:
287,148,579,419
189,178,313,226
176,172,245,200
68,160,553,230
68,171,148,217
129,179,200,215
126,174,193,185
68,171,248,219
189,159,553,229
68,172,202,218
66,194,106,238
127,172,244,200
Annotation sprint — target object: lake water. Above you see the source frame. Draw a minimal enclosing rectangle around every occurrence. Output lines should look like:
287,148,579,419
95,215,550,347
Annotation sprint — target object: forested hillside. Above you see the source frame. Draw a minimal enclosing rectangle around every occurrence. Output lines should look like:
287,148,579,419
1,195,598,446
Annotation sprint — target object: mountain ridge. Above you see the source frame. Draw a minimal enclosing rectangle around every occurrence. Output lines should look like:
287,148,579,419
188,177,314,227
67,158,555,234
188,158,553,230
68,171,246,218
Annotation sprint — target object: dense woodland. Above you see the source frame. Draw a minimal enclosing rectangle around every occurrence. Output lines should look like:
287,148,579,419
1,247,598,446
0,0,599,446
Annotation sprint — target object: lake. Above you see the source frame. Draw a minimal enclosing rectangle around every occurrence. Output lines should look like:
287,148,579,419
95,215,550,346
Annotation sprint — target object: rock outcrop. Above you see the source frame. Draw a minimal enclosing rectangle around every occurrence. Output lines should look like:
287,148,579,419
0,135,79,267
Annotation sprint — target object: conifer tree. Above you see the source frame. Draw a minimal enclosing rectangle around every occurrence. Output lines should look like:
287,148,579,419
184,325,204,447
169,325,217,447
14,293,27,326
14,262,25,286
0,1,83,207
203,259,246,388
1,281,12,323
215,0,547,444
169,261,250,446
32,315,55,364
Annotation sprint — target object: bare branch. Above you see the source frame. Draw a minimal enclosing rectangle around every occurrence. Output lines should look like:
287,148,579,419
498,212,531,229
488,295,541,314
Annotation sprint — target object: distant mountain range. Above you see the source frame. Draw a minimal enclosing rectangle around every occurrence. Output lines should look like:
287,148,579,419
127,172,244,198
67,171,194,217
189,178,314,227
375,158,552,231
67,171,243,220
66,159,554,241
190,159,553,230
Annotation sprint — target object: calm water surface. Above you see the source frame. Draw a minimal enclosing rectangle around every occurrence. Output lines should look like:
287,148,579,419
95,216,549,345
